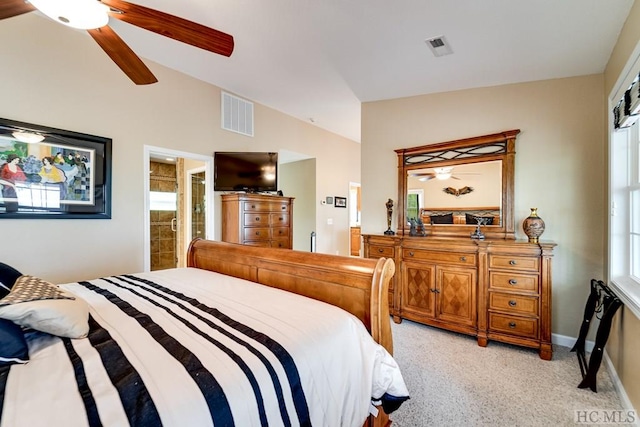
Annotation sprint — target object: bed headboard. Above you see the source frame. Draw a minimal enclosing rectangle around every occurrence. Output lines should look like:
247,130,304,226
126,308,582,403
186,239,396,354
420,206,501,225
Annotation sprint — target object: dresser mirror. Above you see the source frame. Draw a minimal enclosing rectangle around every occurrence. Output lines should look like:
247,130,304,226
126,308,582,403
395,129,520,239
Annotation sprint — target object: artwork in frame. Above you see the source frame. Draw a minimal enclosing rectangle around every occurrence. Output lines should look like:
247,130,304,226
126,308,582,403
334,196,347,208
0,117,112,219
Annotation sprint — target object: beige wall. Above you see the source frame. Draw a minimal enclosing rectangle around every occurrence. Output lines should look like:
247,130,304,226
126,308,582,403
280,159,317,251
0,14,359,283
362,74,606,338
603,0,640,413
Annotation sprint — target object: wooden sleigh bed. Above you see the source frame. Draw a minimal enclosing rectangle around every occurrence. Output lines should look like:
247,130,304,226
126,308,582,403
0,239,407,427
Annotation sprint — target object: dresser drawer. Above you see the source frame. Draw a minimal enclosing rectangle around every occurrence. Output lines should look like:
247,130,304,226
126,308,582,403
243,227,271,241
489,272,539,292
489,313,538,339
272,227,290,239
270,238,291,249
244,213,269,226
270,213,290,226
489,255,539,272
489,293,538,316
369,245,395,258
403,249,476,267
243,201,289,213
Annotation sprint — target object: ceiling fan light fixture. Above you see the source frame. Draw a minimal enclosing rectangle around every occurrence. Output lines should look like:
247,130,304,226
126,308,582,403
434,167,453,180
30,0,109,30
12,131,45,144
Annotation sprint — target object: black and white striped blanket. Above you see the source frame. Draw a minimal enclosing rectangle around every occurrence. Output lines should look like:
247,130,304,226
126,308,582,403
0,268,408,427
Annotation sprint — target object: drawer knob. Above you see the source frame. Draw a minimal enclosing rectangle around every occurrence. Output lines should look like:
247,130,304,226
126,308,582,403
460,256,467,262
278,217,284,221
378,248,384,253
509,322,517,328
508,279,518,285
409,251,414,257
509,260,517,265
508,300,517,307
256,217,261,221
255,231,260,235
251,205,256,209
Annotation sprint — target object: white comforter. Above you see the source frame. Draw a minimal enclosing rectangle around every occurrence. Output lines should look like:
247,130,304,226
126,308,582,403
0,268,408,427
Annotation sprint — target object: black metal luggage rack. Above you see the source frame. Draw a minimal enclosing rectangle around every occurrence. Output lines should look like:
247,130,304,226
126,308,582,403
571,279,623,392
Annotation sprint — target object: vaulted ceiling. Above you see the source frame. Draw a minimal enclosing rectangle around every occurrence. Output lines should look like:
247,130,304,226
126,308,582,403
16,0,638,142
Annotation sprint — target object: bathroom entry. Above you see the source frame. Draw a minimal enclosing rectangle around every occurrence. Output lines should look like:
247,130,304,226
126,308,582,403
144,146,213,272
149,157,180,271
349,182,361,256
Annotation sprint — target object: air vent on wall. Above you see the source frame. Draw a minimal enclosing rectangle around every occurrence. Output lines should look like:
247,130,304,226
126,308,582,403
425,35,453,57
221,91,254,137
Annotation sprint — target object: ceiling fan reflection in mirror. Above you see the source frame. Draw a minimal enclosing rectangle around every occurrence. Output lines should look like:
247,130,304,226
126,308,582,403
0,0,234,85
411,166,480,181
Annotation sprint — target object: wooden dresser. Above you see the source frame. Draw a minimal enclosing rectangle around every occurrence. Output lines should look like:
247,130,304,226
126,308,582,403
221,193,294,248
363,234,555,360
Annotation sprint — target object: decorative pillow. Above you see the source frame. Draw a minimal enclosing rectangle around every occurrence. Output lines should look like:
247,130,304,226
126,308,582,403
0,262,22,298
0,318,29,366
465,213,494,225
430,213,454,224
0,275,75,306
0,276,89,339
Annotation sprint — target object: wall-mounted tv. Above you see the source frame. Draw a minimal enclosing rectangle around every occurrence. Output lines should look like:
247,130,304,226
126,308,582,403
214,151,278,192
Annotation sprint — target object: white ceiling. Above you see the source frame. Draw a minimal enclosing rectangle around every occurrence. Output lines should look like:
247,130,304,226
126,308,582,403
44,1,640,142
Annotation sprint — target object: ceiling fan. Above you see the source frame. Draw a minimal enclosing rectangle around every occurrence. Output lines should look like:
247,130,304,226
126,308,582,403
410,167,479,181
0,0,234,85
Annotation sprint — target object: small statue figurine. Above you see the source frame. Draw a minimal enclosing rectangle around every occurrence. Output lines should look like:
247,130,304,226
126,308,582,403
470,217,488,240
384,198,395,235
416,217,426,236
409,218,418,236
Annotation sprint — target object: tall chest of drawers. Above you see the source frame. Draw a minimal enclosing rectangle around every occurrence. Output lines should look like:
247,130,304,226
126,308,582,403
221,193,294,248
481,241,555,360
362,235,555,360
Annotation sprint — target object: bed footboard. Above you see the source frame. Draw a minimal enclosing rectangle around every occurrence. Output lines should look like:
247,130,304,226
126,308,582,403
186,238,396,355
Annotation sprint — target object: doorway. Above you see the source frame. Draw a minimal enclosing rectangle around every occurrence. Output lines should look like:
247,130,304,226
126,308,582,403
143,146,213,272
349,182,361,256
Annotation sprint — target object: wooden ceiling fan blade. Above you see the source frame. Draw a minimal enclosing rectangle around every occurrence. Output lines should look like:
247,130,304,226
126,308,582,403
0,0,36,20
100,0,234,57
88,25,157,85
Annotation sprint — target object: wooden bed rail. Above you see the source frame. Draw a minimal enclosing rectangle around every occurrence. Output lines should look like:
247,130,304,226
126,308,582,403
187,238,396,355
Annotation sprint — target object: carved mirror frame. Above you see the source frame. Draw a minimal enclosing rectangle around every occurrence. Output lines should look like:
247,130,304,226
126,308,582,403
395,129,520,239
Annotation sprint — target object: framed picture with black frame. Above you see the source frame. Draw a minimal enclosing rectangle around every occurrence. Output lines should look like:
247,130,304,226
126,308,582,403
0,117,112,219
334,196,347,208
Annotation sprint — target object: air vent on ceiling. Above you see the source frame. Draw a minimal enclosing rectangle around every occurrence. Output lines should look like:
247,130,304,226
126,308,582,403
425,35,453,57
221,91,254,137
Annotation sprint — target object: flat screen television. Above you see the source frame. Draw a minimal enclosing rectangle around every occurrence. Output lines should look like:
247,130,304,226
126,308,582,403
214,151,278,192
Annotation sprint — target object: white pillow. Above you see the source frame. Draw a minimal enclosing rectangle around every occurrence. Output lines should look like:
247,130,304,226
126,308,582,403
0,276,89,339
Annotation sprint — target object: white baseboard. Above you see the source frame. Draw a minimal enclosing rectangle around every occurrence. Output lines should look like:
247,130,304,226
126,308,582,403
552,332,594,352
603,351,639,426
553,333,637,426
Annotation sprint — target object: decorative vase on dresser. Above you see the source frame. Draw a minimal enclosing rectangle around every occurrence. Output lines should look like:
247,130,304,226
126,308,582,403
221,193,294,248
522,208,546,243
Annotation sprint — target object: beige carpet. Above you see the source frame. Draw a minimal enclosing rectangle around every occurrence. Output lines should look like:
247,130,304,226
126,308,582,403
388,320,624,427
